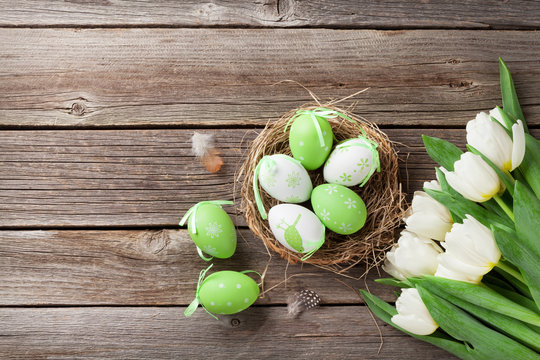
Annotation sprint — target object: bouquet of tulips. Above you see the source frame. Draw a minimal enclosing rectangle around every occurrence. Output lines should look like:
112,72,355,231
361,59,540,359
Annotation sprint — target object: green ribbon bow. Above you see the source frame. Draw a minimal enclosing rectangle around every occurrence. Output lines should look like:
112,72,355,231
184,264,218,319
179,200,234,261
284,107,356,147
335,135,381,187
184,264,263,320
300,235,326,261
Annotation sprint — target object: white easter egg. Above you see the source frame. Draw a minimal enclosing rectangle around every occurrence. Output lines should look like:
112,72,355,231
268,204,325,255
323,137,379,187
257,154,312,203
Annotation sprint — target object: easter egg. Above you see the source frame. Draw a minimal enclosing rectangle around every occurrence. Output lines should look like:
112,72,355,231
186,202,236,259
311,184,367,235
268,204,325,254
199,270,260,315
289,114,333,170
324,137,379,187
256,154,312,203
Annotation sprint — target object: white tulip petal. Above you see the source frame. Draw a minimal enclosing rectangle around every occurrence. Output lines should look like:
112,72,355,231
511,120,526,170
392,288,438,335
435,263,483,284
382,231,442,279
423,180,441,191
391,314,438,336
467,113,513,170
489,107,507,128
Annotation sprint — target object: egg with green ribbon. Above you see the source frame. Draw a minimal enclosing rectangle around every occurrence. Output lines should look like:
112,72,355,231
286,108,335,170
324,136,380,187
268,204,325,260
311,184,367,235
184,265,260,318
179,201,237,261
253,154,312,219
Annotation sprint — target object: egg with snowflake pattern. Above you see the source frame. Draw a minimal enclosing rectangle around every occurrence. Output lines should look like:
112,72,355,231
323,136,379,187
198,270,260,315
256,154,312,203
185,202,237,259
289,114,333,170
267,204,325,255
311,184,367,235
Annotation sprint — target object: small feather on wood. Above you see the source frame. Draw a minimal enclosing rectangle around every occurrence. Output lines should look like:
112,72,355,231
287,289,321,317
191,132,224,173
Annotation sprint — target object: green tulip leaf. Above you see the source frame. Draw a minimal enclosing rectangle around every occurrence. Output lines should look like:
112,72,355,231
424,189,513,229
426,282,540,352
417,285,539,360
467,144,515,196
518,133,540,199
499,58,527,132
434,167,464,222
422,135,463,171
492,224,540,310
485,281,538,313
359,290,476,360
411,276,540,327
374,278,412,288
514,181,540,258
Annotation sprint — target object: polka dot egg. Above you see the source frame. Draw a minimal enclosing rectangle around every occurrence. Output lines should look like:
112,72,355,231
323,136,380,187
311,184,367,235
198,270,260,315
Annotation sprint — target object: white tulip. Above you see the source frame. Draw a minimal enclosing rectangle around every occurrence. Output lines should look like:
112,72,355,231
383,230,443,281
404,181,453,241
434,214,501,284
467,111,525,171
391,288,438,336
443,152,500,202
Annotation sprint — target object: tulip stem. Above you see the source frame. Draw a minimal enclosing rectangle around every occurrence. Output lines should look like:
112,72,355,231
503,170,516,184
496,260,525,284
493,194,515,222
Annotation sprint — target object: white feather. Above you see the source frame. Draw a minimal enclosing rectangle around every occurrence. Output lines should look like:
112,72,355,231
191,132,215,157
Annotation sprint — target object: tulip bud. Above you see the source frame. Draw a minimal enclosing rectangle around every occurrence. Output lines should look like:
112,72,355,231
404,181,453,241
383,230,443,281
443,152,500,202
466,111,525,171
435,215,501,284
391,288,439,336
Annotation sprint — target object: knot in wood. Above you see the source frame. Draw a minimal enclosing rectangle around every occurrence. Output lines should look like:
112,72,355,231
230,318,241,328
70,102,86,116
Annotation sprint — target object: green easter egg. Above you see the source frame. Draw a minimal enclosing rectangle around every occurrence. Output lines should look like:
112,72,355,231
188,203,236,259
311,184,367,235
289,114,333,170
199,271,260,315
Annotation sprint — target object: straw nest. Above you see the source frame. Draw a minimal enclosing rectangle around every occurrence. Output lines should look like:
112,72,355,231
239,104,405,275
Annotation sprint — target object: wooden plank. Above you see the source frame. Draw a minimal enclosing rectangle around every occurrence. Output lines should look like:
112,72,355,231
0,127,521,228
0,0,539,30
1,29,540,128
0,306,456,359
0,228,398,305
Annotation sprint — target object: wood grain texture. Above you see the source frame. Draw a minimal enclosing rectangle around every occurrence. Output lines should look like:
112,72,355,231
0,306,457,359
1,29,540,128
0,0,539,30
0,228,399,305
2,127,527,228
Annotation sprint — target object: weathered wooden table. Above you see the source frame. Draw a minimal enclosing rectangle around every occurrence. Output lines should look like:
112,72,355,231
1,1,540,359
